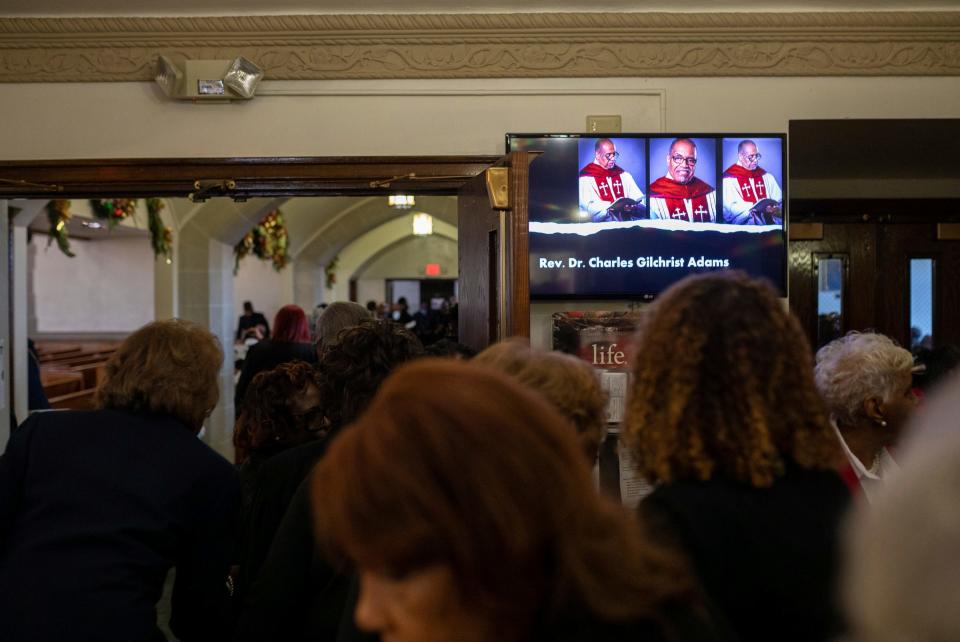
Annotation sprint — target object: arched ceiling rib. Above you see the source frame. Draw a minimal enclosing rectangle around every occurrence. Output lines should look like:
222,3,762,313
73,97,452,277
289,195,457,266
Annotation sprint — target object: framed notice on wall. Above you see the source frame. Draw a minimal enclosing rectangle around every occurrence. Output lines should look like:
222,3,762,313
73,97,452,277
552,310,641,427
552,311,652,508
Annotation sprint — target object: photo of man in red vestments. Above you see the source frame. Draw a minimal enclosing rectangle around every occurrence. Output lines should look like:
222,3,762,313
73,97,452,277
722,138,784,225
578,138,646,223
648,137,717,223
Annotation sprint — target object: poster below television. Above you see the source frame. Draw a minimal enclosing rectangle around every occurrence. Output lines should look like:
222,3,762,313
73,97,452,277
507,133,787,300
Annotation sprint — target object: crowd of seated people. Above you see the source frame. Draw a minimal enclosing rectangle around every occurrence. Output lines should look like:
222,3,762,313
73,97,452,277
3,279,960,642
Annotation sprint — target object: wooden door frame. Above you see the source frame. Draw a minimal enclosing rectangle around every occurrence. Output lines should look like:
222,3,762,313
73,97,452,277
0,156,500,199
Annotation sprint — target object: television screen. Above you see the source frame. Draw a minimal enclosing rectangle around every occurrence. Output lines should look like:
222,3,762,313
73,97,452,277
507,133,787,300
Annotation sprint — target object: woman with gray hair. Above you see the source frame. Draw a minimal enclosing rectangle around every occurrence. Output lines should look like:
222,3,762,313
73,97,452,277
315,301,370,355
814,331,917,501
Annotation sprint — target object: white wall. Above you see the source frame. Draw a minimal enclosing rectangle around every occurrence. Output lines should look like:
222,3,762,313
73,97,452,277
233,256,288,328
358,235,459,280
31,234,154,334
390,280,421,307
2,77,959,161
355,279,386,306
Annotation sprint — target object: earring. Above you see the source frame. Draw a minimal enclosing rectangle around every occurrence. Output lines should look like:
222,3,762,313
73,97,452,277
879,419,888,427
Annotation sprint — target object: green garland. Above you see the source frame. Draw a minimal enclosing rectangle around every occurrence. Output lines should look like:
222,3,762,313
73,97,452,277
325,255,339,289
46,200,75,257
45,198,173,260
146,198,173,263
89,198,137,228
234,210,289,274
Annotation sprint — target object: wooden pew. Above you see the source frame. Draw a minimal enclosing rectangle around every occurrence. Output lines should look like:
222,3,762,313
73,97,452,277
71,363,106,390
48,388,97,410
35,341,120,406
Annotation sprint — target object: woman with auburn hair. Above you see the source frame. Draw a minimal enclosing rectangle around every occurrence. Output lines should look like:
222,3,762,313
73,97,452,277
235,304,316,411
475,338,608,463
0,319,239,642
311,359,732,642
624,272,849,642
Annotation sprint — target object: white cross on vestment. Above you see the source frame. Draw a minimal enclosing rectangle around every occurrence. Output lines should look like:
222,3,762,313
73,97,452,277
599,182,610,197
741,182,753,199
613,179,622,191
755,179,766,198
694,205,708,220
672,207,686,219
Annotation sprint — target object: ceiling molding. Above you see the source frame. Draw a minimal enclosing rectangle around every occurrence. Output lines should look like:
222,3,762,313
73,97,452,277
0,12,958,81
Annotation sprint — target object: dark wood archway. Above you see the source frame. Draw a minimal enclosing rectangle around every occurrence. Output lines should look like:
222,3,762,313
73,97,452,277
0,153,533,349
0,156,499,199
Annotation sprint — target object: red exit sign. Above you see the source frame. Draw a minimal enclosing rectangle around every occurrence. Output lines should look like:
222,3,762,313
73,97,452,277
425,263,441,276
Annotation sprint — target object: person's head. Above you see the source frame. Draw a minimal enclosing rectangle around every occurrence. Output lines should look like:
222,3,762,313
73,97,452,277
912,345,960,394
624,271,838,487
242,300,254,315
666,137,698,184
312,359,693,642
814,332,917,441
317,319,424,428
365,300,377,313
593,138,618,170
737,139,760,171
475,339,608,463
234,360,322,464
844,377,960,642
423,339,476,360
95,319,222,432
397,297,409,310
272,304,311,343
316,301,371,352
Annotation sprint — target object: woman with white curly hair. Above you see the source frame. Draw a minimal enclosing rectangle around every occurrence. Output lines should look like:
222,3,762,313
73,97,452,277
814,331,917,502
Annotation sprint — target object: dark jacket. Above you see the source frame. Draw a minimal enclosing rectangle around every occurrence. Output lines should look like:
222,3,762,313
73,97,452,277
237,312,271,341
234,341,317,410
233,434,334,617
0,409,240,642
640,464,850,642
237,478,353,642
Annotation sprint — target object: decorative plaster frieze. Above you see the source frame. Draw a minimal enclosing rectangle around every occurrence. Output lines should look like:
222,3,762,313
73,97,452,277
0,12,957,82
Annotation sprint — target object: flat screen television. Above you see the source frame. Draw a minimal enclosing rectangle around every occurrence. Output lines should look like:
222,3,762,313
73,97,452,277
507,133,787,300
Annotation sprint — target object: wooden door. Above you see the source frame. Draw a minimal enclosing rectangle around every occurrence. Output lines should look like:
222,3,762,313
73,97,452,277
878,222,960,349
789,223,877,349
457,152,535,352
789,221,960,351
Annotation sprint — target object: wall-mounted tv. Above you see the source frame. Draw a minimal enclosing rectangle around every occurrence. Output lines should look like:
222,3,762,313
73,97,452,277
507,133,787,300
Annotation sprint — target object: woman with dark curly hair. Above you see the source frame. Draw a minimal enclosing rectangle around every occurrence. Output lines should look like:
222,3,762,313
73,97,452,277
0,320,239,642
624,271,849,642
234,360,323,467
234,320,424,640
311,359,733,642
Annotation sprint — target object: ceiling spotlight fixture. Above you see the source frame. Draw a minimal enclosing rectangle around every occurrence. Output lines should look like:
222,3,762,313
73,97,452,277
389,194,416,210
154,55,264,101
412,213,433,236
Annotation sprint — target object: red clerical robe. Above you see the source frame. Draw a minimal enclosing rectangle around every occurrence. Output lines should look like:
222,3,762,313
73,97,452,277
721,163,784,225
723,164,770,202
648,176,717,223
580,163,628,200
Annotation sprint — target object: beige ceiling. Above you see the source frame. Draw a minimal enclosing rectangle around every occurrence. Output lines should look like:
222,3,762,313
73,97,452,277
1,0,955,16
285,195,458,266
